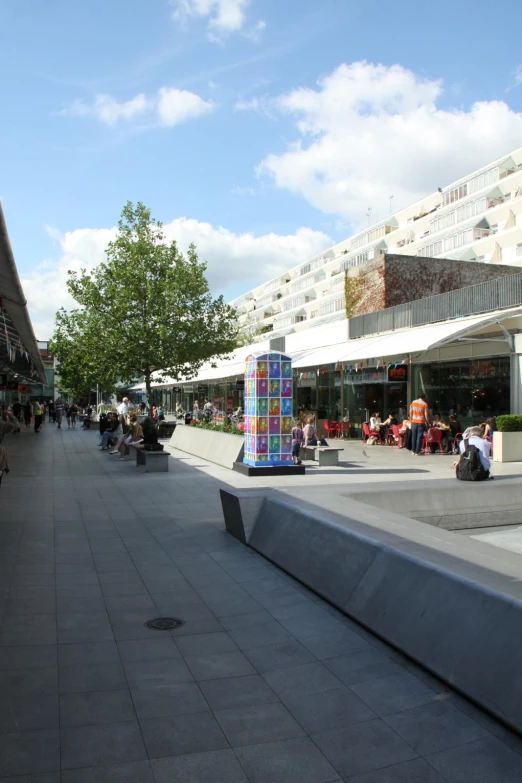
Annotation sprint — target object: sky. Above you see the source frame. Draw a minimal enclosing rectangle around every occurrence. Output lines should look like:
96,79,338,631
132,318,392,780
1,0,522,337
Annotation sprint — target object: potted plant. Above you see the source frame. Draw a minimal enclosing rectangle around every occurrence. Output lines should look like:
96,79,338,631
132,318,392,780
493,415,522,462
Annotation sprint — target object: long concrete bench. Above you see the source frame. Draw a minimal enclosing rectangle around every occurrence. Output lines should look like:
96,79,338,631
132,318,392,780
220,482,522,734
131,446,169,472
302,446,344,466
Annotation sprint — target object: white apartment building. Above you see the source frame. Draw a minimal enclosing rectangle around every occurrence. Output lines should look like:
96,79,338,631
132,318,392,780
231,146,522,341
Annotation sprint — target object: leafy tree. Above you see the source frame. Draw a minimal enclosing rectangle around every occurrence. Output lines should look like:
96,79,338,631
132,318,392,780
51,308,118,401
53,202,238,408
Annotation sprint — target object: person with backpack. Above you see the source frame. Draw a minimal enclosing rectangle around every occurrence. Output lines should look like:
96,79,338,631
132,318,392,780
453,426,492,481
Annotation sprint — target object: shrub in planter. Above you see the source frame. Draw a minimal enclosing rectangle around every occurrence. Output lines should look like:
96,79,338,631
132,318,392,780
496,415,522,432
190,420,244,436
158,421,176,438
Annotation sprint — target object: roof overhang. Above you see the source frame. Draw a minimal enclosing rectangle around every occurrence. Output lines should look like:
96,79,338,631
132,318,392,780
0,205,46,383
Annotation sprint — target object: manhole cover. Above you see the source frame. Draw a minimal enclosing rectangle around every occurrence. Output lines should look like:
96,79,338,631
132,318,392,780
145,617,185,631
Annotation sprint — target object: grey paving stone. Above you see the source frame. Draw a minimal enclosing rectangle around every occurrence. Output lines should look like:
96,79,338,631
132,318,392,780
175,632,238,656
60,689,136,726
59,662,127,693
97,571,142,585
215,701,305,747
282,687,376,734
5,596,57,615
227,621,295,650
426,735,522,782
0,774,60,783
0,694,59,733
0,644,57,670
0,666,58,696
0,728,60,776
244,640,316,673
200,674,279,710
263,661,344,698
61,719,147,769
58,641,120,667
131,682,209,719
184,650,257,681
312,720,418,778
56,596,107,614
104,594,156,612
140,711,228,758
57,611,114,644
299,629,372,660
234,736,341,783
345,758,447,782
384,700,491,756
350,672,440,717
61,761,155,783
101,580,150,597
324,651,406,687
151,749,249,782
169,617,225,635
124,657,194,689
219,609,275,630
55,584,103,599
55,573,99,586
0,614,57,647
117,637,180,662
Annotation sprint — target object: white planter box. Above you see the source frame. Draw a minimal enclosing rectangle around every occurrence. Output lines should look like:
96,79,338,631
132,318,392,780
169,425,244,470
492,431,522,463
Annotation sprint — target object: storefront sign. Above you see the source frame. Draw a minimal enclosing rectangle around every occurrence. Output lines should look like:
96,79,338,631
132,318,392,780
198,384,208,394
387,365,408,383
347,368,385,384
235,379,245,391
173,386,182,393
183,385,193,393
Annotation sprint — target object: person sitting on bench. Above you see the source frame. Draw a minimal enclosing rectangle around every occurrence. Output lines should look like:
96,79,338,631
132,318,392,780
134,417,163,451
303,416,327,447
110,415,143,460
99,413,121,450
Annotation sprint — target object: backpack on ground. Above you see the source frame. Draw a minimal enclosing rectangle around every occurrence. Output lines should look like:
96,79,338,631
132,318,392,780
456,441,488,481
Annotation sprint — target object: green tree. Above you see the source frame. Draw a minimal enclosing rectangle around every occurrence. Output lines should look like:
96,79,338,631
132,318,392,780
53,201,238,408
51,308,118,401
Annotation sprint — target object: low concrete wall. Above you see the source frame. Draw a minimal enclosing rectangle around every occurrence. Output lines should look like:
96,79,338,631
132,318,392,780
220,485,522,733
493,431,522,463
170,425,244,470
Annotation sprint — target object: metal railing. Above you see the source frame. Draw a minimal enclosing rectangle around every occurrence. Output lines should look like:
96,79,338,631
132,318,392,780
349,273,522,338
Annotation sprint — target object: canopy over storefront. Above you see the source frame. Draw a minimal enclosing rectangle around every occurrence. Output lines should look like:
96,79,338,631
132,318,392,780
0,205,46,384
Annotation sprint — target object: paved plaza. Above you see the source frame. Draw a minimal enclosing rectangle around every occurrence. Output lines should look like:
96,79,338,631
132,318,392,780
1,422,522,782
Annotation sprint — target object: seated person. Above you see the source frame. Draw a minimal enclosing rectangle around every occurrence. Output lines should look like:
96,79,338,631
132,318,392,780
484,416,496,442
432,414,453,453
452,425,492,479
110,415,143,459
303,417,327,447
449,413,461,437
134,417,161,450
369,411,382,432
99,413,121,450
399,416,411,449
382,412,398,427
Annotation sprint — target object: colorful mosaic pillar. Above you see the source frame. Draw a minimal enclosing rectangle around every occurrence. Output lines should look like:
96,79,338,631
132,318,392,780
243,351,293,467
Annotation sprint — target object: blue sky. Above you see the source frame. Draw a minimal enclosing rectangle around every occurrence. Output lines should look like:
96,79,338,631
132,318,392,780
0,0,521,336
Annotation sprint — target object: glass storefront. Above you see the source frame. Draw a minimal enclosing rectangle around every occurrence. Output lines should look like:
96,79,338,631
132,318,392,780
414,357,510,423
343,368,408,434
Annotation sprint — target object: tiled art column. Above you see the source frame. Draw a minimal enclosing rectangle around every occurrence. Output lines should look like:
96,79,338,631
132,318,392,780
243,351,294,466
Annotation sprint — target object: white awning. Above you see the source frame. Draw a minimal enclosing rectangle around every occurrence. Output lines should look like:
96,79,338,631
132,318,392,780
293,308,522,368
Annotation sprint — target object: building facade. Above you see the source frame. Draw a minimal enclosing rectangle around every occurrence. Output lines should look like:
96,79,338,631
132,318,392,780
231,146,522,343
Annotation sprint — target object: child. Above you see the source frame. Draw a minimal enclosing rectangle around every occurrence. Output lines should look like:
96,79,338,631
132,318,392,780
291,419,304,465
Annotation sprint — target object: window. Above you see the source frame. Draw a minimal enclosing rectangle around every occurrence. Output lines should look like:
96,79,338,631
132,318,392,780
340,251,369,271
516,244,522,258
443,183,468,206
320,297,345,316
468,167,499,195
418,240,443,257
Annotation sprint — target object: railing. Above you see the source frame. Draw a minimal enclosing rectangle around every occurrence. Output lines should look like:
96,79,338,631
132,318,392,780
349,273,522,338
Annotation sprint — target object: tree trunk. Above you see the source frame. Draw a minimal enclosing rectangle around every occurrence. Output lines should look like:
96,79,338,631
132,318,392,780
145,370,152,415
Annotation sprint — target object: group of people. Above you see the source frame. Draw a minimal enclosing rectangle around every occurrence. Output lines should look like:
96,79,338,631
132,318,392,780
98,397,162,461
291,416,327,464
366,394,494,480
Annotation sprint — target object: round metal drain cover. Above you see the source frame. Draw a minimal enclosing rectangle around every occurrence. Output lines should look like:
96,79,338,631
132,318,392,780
145,617,185,631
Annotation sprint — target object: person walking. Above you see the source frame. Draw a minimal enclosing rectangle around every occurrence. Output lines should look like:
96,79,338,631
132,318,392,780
410,392,430,456
65,404,72,429
291,419,304,465
0,410,20,488
70,402,78,428
55,398,64,429
97,400,106,418
117,397,130,430
33,400,43,433
12,399,22,425
23,401,32,428
48,399,55,423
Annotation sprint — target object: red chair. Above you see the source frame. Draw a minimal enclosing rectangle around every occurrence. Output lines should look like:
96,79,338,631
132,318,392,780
339,420,351,440
424,427,444,455
452,432,463,455
323,421,337,439
329,420,340,438
362,422,383,444
390,424,402,448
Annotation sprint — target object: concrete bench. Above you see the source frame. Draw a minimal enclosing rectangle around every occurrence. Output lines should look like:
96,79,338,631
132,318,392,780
131,446,169,472
302,446,344,466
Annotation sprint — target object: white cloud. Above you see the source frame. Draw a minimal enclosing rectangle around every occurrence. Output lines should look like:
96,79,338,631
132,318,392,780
157,87,214,126
170,0,262,41
254,61,522,226
61,87,214,128
23,218,330,338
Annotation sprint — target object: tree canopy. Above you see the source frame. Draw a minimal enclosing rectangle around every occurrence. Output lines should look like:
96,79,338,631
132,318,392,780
51,202,238,406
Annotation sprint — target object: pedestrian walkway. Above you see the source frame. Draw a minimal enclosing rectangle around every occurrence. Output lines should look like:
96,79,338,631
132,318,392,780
1,423,521,782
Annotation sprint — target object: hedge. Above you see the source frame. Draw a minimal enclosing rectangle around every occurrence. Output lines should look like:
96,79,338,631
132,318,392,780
496,415,522,432
189,420,244,436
